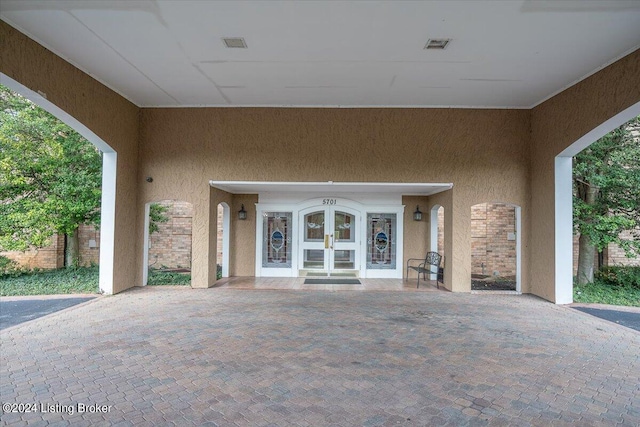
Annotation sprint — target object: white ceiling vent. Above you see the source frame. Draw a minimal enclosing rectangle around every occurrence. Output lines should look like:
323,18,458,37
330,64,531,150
424,38,450,50
222,37,247,48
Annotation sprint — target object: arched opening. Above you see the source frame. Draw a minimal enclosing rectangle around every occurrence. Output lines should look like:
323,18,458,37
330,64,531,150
470,203,521,292
430,205,445,281
143,200,193,286
0,74,116,294
555,102,640,304
217,202,230,279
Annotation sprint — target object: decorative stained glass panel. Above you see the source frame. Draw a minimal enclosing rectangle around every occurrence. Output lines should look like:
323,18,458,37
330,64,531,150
262,212,292,268
305,211,324,241
334,211,355,242
367,213,396,269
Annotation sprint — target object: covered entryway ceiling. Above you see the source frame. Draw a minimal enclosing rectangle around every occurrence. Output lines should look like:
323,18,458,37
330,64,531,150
1,1,639,108
209,181,453,196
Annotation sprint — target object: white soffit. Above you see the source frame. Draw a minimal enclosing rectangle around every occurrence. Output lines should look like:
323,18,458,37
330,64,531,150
2,1,640,108
209,181,453,196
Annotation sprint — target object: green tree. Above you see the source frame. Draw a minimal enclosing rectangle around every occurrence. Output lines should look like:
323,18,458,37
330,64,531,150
573,116,640,285
149,203,169,234
0,84,102,267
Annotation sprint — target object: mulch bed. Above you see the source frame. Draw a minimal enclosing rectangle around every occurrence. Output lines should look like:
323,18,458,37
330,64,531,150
157,268,191,273
471,280,516,291
471,274,516,291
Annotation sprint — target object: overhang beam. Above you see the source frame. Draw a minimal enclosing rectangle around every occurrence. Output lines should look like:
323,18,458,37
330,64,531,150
209,181,453,196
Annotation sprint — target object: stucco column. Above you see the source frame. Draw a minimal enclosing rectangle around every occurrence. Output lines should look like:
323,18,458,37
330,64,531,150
191,186,218,288
428,189,463,292
447,190,472,292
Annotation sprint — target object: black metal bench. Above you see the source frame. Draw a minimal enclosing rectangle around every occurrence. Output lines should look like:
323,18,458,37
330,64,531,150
406,251,443,288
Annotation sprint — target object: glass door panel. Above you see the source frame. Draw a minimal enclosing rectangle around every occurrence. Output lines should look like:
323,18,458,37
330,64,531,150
303,249,325,269
330,210,358,273
333,249,355,269
300,208,359,275
302,211,327,270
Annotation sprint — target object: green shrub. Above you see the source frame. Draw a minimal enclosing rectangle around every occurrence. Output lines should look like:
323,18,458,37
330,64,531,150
596,266,640,288
0,255,26,278
574,280,640,307
147,269,191,286
0,266,99,296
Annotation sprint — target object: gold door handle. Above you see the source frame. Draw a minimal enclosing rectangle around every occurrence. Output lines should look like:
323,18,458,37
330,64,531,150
324,235,329,249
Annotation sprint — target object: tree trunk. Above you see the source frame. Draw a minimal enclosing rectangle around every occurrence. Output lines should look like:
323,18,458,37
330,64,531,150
65,228,80,268
576,233,595,285
576,182,599,285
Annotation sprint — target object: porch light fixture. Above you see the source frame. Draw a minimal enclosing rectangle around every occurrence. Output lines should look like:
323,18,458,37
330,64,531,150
238,204,247,220
413,205,423,221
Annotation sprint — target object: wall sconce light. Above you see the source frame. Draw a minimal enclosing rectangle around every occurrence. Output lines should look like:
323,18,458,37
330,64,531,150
413,205,423,221
238,204,247,220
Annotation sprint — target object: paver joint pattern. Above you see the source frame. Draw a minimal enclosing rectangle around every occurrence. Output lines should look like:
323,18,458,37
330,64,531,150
1,287,639,426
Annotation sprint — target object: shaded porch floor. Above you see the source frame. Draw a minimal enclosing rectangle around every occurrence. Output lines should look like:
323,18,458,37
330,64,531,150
212,276,447,292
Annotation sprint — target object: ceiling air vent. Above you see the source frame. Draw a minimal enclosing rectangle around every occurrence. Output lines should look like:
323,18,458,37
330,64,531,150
424,38,450,50
222,37,247,48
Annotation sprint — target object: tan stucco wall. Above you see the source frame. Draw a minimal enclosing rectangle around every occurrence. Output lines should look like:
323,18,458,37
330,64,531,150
1,21,140,294
139,108,531,290
402,195,430,281
231,194,258,277
530,49,640,302
5,17,637,299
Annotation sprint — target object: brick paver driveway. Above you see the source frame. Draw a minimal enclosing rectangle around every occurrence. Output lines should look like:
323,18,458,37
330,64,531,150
1,286,638,426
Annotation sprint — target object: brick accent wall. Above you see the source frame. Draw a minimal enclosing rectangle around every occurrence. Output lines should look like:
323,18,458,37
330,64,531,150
1,234,64,269
148,201,193,269
437,206,444,257
78,224,100,266
5,200,636,275
1,225,102,269
471,203,517,278
605,229,640,267
573,228,640,274
3,201,195,271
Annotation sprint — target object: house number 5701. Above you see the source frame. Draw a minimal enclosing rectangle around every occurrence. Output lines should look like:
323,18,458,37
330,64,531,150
323,199,337,205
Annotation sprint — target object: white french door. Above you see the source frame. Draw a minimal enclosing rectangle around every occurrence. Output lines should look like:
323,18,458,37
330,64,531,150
299,207,359,276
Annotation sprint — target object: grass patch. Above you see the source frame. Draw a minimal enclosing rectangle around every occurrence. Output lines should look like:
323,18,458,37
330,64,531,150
0,266,191,295
574,279,640,307
147,269,191,286
0,266,99,296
